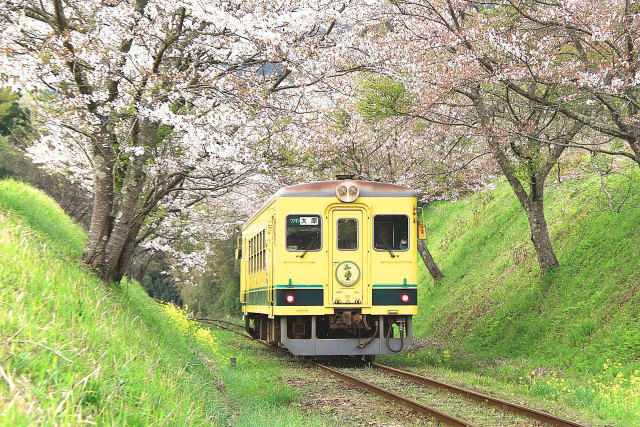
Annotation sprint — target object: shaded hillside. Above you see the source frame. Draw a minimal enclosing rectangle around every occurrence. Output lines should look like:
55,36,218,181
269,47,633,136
0,140,92,226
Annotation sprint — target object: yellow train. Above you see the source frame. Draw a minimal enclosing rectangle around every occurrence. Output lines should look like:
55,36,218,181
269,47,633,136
237,178,422,357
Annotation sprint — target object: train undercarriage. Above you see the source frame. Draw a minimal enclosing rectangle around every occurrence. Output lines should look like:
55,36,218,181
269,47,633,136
245,311,413,356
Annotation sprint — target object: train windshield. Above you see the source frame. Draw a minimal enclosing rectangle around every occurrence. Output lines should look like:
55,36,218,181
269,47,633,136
373,215,409,251
286,215,322,251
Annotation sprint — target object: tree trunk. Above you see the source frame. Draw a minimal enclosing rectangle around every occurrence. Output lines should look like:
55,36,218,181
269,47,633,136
524,197,558,273
82,150,115,269
630,135,640,167
130,252,154,283
98,158,146,282
115,221,143,283
417,239,444,282
468,85,574,275
84,120,156,284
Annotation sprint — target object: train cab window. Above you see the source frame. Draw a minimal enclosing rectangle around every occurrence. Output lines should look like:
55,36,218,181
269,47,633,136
337,218,358,250
373,215,409,251
286,215,321,251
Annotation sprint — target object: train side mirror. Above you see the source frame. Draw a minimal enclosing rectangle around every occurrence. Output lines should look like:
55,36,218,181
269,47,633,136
235,237,242,259
418,224,427,240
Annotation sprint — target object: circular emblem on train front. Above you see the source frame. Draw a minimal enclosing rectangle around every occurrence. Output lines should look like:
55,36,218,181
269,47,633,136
335,261,360,287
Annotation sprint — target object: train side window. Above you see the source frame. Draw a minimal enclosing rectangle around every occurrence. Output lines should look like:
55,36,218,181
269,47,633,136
248,236,253,274
286,215,321,251
260,230,265,271
373,215,409,251
248,230,267,273
337,218,358,250
249,237,256,274
262,231,266,270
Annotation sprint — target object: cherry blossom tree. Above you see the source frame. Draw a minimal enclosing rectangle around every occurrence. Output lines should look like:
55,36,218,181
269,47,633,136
4,0,633,284
276,0,589,273
382,1,584,272
0,0,345,283
493,0,640,166
139,180,267,277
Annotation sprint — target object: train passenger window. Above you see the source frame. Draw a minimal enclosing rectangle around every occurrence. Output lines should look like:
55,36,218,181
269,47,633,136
249,237,254,274
337,218,358,250
373,215,409,251
248,230,267,274
262,231,264,270
286,215,321,251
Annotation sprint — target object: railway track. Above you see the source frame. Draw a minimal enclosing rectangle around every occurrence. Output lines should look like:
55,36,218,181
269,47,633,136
195,317,245,333
369,363,584,427
197,318,585,426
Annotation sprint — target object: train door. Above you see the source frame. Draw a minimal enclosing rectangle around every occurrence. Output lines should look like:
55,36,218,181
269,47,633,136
329,209,365,305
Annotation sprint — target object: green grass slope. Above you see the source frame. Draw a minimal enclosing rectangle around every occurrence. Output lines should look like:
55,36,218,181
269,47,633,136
414,171,640,422
0,179,229,424
0,179,327,426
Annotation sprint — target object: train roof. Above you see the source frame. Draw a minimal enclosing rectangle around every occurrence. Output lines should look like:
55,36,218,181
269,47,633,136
274,180,417,198
243,180,417,230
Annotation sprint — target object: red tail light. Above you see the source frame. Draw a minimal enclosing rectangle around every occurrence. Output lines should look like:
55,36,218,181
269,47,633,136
286,294,295,304
400,294,410,303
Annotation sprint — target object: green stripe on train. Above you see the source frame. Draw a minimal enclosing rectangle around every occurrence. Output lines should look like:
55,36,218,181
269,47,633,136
372,284,418,288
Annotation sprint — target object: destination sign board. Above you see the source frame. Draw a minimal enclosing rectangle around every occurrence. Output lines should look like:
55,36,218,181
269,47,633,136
288,215,320,226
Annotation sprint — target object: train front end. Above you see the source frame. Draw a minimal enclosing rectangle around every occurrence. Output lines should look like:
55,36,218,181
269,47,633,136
270,179,418,356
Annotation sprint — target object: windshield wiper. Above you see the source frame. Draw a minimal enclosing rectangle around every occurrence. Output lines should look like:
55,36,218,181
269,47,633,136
381,237,397,258
298,233,319,258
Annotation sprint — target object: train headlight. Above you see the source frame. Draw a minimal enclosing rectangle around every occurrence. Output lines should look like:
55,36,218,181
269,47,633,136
336,180,359,202
400,294,410,303
286,294,295,304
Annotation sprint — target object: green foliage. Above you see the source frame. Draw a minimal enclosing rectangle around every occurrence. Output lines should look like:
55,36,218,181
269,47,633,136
355,74,412,121
140,258,181,303
155,124,173,143
409,167,640,424
328,108,352,133
0,136,10,153
0,137,18,179
175,232,242,317
0,88,31,139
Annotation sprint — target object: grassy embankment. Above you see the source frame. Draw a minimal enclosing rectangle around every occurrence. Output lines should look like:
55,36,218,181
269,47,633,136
385,169,640,424
0,179,326,426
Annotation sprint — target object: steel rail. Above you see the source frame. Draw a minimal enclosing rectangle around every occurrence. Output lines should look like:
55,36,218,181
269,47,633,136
197,318,291,355
314,363,475,427
371,363,586,427
196,318,244,329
